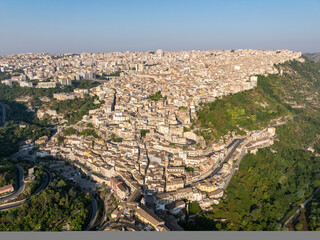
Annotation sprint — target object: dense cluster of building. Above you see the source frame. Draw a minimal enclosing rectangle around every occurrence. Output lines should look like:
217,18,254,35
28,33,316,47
0,49,303,231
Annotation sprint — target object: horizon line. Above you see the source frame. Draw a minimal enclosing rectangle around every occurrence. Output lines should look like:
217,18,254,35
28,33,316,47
1,48,313,57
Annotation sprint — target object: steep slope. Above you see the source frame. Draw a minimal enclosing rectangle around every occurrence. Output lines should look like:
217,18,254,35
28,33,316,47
183,57,320,231
195,75,291,142
304,53,320,64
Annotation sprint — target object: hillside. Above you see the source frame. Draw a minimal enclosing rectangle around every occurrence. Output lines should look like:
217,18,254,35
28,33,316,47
304,53,320,64
0,172,92,231
182,57,320,231
195,75,291,142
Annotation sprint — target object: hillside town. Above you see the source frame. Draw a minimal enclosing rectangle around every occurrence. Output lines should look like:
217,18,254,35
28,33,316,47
0,49,304,231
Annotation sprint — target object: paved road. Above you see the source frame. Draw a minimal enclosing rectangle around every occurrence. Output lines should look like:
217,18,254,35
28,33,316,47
282,187,320,228
0,102,5,127
0,169,51,211
0,165,25,202
205,138,240,158
208,138,244,178
106,139,118,146
191,138,245,184
84,196,98,231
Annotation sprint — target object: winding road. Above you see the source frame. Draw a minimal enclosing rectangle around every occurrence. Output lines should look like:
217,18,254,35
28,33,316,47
0,169,51,211
282,187,320,228
0,164,25,202
12,148,99,230
84,195,98,231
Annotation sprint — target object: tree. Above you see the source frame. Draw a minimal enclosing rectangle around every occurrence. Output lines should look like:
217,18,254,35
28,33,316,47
189,201,202,214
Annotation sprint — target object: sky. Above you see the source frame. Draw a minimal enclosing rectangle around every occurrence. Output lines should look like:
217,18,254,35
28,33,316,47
0,0,319,55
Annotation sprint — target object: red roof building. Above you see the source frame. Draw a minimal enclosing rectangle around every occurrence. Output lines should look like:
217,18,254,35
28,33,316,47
0,184,14,195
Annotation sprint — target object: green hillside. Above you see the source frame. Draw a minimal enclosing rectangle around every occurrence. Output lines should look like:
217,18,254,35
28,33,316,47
304,53,320,64
196,75,291,142
182,57,320,231
0,173,91,231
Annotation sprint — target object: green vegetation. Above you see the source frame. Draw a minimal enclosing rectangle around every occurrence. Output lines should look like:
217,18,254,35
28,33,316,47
185,167,194,172
0,100,51,193
0,100,51,175
98,71,122,79
72,80,101,89
189,201,202,214
12,69,24,74
183,58,320,231
0,100,45,125
113,138,122,142
183,126,190,132
179,106,188,110
23,167,46,198
304,191,320,230
140,129,150,137
0,71,11,81
111,133,122,142
79,129,100,139
64,97,102,124
44,95,102,124
196,76,290,142
304,53,320,65
0,80,97,231
0,173,91,231
0,82,73,103
0,102,50,151
146,91,165,101
208,148,320,231
110,194,119,208
0,121,50,158
0,79,100,107
63,127,78,136
57,136,65,145
106,71,122,77
0,158,16,188
63,127,100,139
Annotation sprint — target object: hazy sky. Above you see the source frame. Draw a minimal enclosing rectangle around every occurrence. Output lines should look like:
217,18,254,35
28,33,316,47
0,0,319,55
